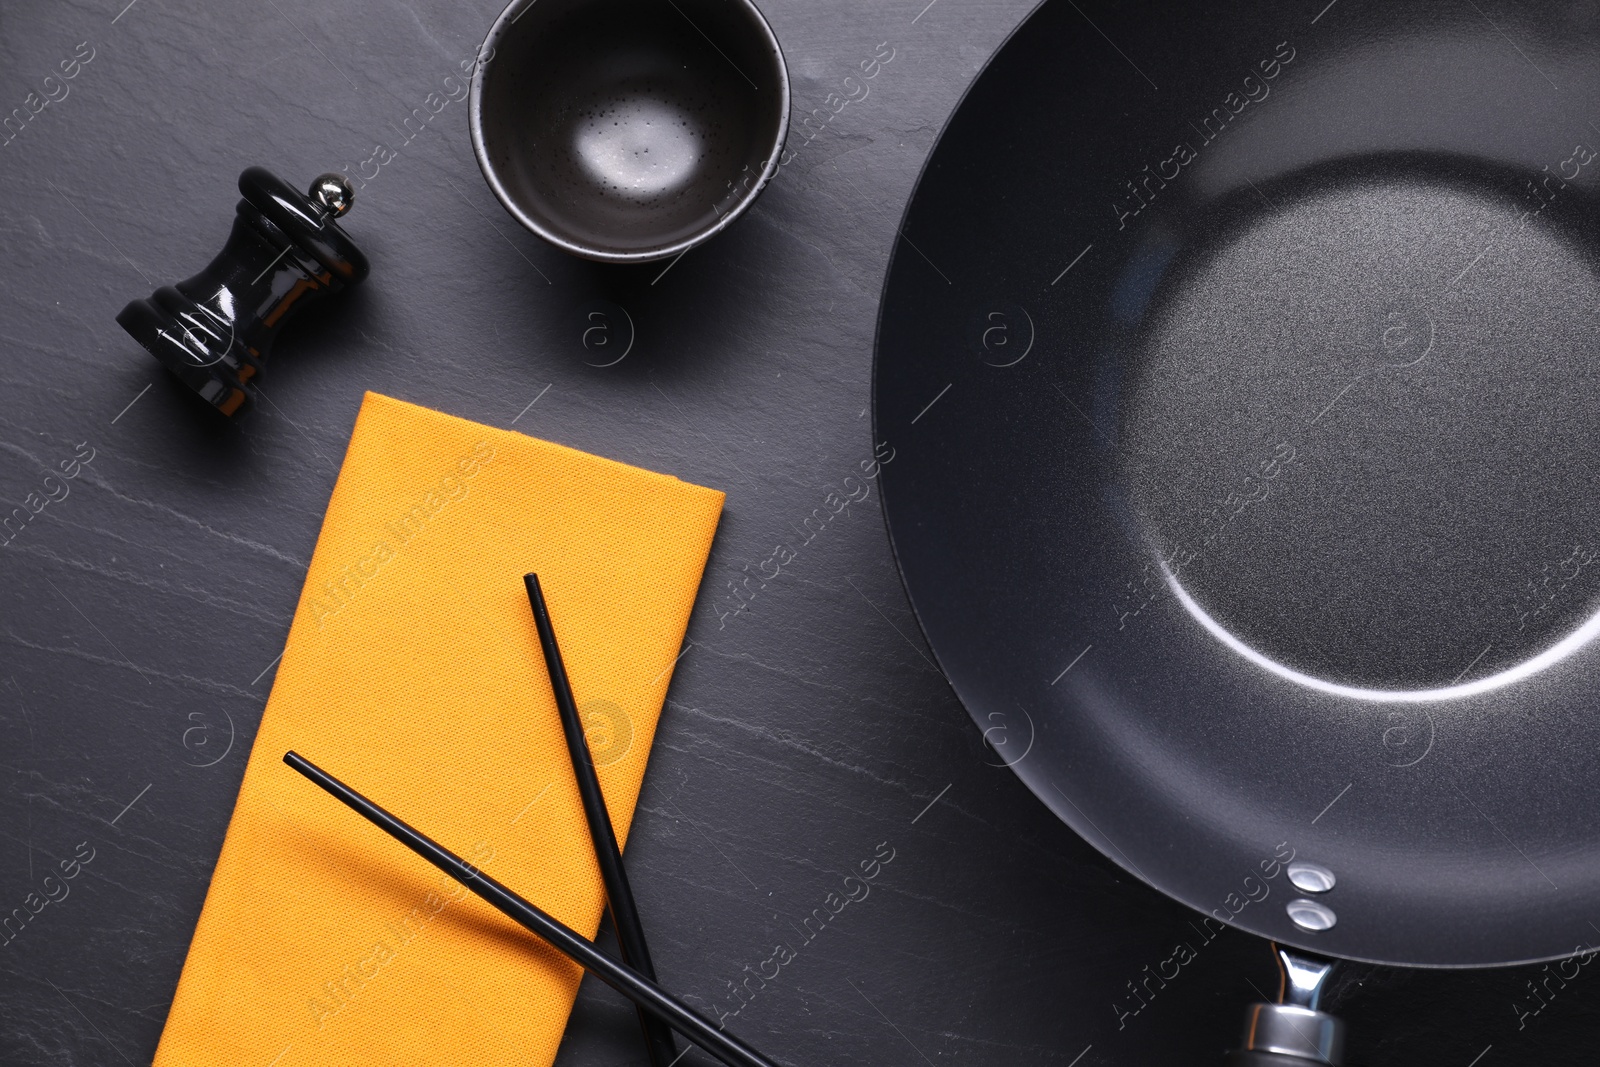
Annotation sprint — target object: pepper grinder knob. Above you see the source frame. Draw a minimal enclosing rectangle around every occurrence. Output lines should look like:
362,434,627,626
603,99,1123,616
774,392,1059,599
310,172,355,218
116,166,370,417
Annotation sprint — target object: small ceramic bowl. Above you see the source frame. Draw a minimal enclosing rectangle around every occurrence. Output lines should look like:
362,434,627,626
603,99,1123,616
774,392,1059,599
470,0,790,263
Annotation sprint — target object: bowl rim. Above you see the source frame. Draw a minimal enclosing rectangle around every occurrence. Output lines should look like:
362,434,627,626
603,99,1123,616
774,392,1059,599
468,0,791,264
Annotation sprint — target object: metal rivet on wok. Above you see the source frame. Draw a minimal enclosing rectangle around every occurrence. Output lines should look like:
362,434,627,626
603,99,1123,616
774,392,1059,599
1287,898,1338,932
1286,861,1337,894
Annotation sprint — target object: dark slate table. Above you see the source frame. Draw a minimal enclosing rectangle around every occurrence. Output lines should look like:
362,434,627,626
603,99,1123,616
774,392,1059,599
1,0,1594,1064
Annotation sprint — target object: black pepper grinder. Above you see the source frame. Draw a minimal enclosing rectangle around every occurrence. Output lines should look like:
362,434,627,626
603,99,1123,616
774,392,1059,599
117,167,370,417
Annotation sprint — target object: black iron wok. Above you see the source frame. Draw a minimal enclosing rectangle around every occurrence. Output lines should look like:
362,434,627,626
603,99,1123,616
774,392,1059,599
873,0,1600,1060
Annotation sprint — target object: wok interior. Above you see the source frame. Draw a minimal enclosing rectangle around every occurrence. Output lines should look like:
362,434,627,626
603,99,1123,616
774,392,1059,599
1121,164,1600,696
872,0,1600,967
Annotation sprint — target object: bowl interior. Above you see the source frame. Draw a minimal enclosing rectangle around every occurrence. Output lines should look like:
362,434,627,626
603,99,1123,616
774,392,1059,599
476,0,787,260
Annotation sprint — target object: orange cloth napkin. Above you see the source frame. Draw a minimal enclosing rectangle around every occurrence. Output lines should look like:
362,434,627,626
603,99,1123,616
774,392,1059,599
152,392,724,1067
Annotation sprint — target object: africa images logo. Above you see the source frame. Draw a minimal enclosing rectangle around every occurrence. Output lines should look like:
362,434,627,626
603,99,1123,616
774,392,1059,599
309,441,495,629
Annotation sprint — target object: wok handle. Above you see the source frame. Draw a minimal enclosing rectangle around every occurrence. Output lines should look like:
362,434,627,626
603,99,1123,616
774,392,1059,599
1224,945,1347,1066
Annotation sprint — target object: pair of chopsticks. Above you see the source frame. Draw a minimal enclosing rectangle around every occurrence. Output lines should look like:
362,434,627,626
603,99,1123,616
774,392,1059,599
522,573,677,1067
284,574,781,1067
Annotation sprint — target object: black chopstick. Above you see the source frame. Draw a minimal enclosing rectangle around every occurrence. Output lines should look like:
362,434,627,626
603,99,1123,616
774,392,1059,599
283,751,783,1067
523,573,678,1067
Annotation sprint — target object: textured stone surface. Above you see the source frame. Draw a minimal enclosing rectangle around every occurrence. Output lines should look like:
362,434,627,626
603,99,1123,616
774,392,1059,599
0,0,1592,1064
